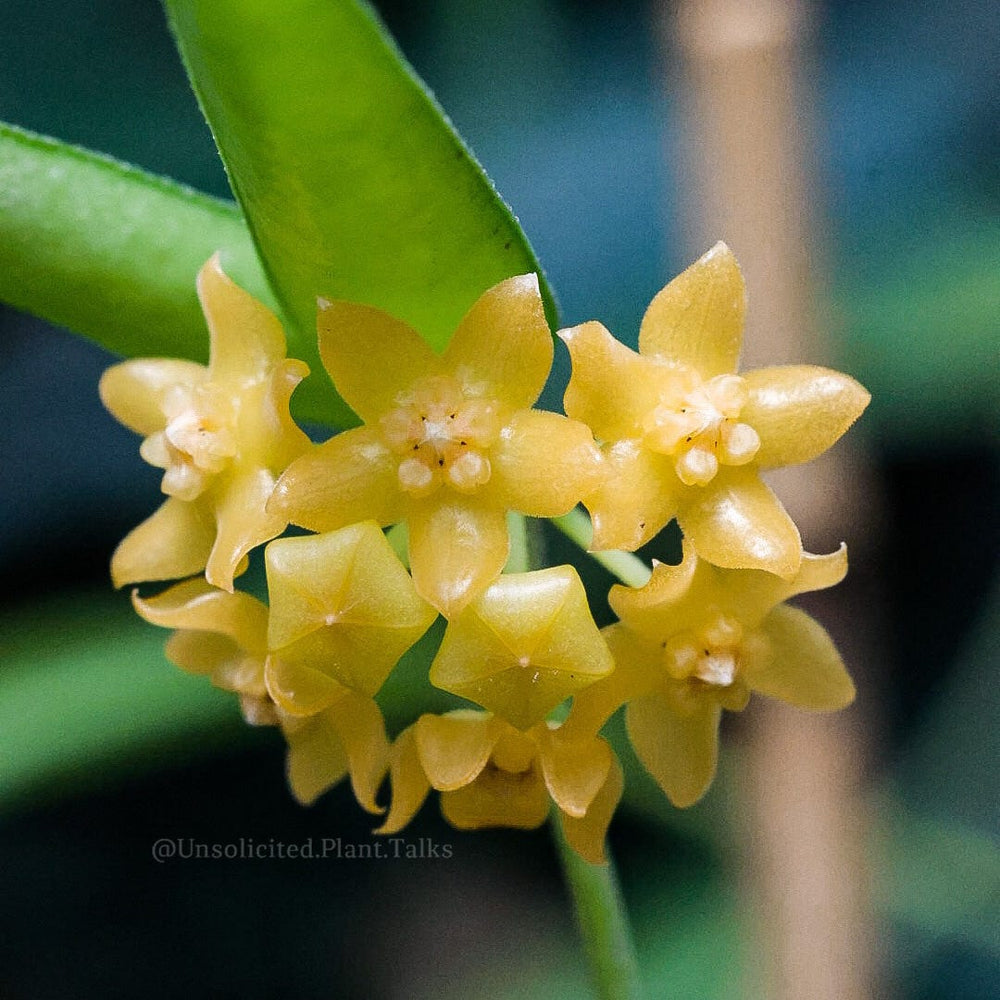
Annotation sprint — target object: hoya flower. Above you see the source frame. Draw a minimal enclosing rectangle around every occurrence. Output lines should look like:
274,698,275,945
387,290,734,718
429,566,615,731
560,243,870,577
269,275,603,615
101,254,310,592
132,576,389,810
263,521,438,716
565,542,855,807
379,710,624,864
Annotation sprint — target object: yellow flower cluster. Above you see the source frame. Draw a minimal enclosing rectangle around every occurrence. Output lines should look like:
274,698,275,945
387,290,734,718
103,244,868,863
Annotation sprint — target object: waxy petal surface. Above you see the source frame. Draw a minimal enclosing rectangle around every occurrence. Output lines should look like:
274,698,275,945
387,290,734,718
638,242,745,378
270,426,404,533
626,693,721,808
199,253,288,381
408,498,509,617
559,756,624,865
742,365,871,468
317,298,439,422
429,568,613,730
111,497,215,588
491,409,603,517
679,468,801,578
442,274,552,411
746,604,856,710
587,442,680,552
560,321,665,441
131,577,267,653
415,711,505,791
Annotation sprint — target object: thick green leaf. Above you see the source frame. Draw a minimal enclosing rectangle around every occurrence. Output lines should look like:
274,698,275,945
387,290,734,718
164,0,557,357
0,589,248,813
0,123,344,428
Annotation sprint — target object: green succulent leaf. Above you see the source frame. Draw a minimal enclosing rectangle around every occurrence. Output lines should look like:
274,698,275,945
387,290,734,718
0,123,350,429
164,0,556,354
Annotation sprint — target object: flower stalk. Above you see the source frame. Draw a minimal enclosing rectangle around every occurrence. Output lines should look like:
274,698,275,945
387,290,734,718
553,816,645,1000
550,508,652,589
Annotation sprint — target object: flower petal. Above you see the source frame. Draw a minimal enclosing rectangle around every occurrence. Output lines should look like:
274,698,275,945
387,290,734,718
408,498,509,617
491,409,603,517
324,691,390,814
111,498,215,588
679,468,801,578
376,726,431,835
429,567,613,730
414,711,505,791
560,625,661,740
745,604,855,710
283,713,350,806
742,366,871,468
198,253,289,381
559,755,624,864
559,321,664,440
268,426,405,533
607,548,702,637
716,544,848,626
626,692,721,808
265,523,436,699
99,358,207,436
586,441,680,551
441,766,550,830
442,274,552,411
207,468,287,591
163,630,241,678
265,655,351,716
638,242,745,377
131,577,268,654
317,298,440,422
539,731,613,818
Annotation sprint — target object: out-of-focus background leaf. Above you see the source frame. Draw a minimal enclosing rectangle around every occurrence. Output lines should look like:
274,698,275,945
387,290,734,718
0,1,996,998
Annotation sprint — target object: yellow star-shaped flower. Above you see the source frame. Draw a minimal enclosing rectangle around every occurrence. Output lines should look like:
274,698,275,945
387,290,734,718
565,542,855,807
429,566,615,730
100,254,310,592
269,275,603,616
264,521,438,715
132,576,389,810
378,710,623,864
560,242,870,577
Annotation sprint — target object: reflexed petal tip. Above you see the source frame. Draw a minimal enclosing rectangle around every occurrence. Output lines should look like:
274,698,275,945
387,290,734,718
110,498,215,589
198,253,289,378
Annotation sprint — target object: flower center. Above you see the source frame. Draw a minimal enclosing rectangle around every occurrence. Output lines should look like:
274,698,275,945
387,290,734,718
642,372,760,486
380,374,500,498
139,383,238,501
661,613,751,711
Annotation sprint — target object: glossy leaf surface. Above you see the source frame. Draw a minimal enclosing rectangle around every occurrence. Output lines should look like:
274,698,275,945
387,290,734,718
164,0,556,359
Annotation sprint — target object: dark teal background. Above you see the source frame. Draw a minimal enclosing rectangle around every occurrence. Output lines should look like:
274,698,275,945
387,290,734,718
0,1,996,997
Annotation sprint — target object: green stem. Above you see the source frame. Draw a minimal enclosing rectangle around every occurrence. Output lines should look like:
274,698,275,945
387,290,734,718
553,817,645,1000
504,511,532,574
550,508,652,588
